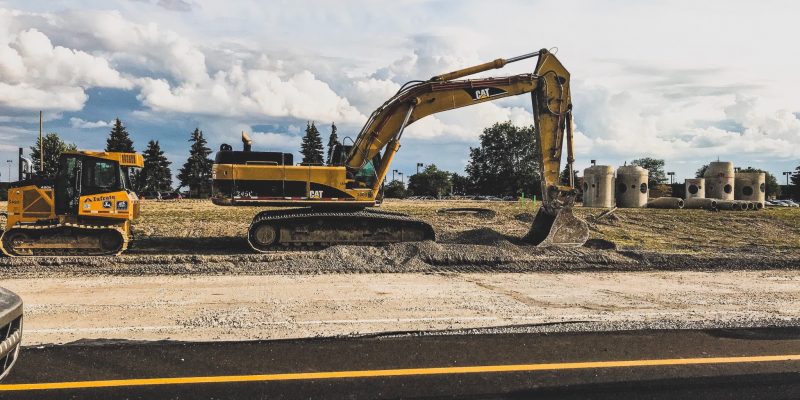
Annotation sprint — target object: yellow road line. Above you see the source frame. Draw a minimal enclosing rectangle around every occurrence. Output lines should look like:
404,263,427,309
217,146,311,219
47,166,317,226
2,354,799,391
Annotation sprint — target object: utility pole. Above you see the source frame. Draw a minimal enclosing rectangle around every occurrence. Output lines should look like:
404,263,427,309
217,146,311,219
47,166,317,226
39,110,43,175
416,163,423,174
784,171,792,185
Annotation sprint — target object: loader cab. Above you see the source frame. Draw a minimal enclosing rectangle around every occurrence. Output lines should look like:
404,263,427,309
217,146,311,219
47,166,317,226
54,153,126,215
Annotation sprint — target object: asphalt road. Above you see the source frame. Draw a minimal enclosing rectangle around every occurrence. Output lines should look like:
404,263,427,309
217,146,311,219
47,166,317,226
1,327,800,399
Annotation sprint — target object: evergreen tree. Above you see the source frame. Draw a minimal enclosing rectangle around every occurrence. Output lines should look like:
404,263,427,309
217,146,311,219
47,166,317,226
105,118,135,152
465,121,541,196
30,133,77,180
300,121,324,165
138,140,173,192
177,128,213,198
791,164,800,200
326,122,340,165
559,164,579,186
695,164,709,178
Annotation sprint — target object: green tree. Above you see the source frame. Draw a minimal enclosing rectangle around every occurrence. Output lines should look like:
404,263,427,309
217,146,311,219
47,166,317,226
408,164,451,197
137,140,173,192
739,167,781,198
177,128,213,198
559,164,579,186
383,180,407,198
695,164,708,178
326,122,339,165
30,133,77,180
451,173,470,195
105,118,135,152
465,121,540,196
301,121,324,165
630,157,667,188
791,164,800,200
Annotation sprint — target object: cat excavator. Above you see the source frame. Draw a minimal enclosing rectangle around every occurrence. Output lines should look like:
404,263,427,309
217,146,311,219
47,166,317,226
0,150,143,256
212,48,589,252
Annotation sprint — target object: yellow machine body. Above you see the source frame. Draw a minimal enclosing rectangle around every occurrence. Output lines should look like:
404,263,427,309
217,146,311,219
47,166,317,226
212,49,589,251
1,151,143,257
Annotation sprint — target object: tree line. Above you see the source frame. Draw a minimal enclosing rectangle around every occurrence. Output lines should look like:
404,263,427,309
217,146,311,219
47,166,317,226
26,118,800,200
29,119,213,198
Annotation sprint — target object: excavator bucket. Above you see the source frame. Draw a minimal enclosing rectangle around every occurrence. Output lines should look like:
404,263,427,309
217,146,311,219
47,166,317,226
524,205,589,247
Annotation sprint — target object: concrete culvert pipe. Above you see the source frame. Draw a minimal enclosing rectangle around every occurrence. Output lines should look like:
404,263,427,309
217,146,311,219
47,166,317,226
755,202,764,210
716,200,743,211
647,197,684,209
683,198,717,210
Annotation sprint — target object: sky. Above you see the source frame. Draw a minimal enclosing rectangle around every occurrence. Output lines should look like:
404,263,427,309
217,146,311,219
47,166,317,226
0,0,799,186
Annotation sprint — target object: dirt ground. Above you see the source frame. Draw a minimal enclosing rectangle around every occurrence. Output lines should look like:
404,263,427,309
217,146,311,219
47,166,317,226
0,199,798,277
1,199,798,345
5,270,800,345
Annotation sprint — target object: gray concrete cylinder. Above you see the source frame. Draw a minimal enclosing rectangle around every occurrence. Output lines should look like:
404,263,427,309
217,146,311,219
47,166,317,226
703,161,735,200
716,200,744,211
684,178,705,199
582,165,615,208
615,165,649,208
647,197,684,209
684,198,717,210
734,172,765,208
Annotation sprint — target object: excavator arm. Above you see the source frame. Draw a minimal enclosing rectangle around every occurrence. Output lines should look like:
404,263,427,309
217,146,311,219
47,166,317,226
345,48,588,246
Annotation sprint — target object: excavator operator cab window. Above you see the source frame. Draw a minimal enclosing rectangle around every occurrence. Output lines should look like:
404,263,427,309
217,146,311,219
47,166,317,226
353,160,377,188
352,154,382,189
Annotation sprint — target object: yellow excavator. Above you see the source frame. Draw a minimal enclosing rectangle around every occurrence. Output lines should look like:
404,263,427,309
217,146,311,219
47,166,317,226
1,151,143,256
212,48,589,251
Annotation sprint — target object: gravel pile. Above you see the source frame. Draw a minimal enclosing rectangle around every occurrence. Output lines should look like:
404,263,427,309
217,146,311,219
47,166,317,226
0,226,797,278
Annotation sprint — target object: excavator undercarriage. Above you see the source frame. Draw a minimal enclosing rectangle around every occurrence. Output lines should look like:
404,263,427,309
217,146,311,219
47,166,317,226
247,208,435,252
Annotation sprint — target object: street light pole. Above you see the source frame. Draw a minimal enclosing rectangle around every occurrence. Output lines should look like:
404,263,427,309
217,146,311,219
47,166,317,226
784,171,792,185
392,169,396,182
6,160,12,183
399,172,404,184
416,163,423,174
667,171,675,185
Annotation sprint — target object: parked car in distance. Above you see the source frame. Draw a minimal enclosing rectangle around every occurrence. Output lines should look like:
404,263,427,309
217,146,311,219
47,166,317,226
0,286,23,381
160,191,183,200
139,191,162,200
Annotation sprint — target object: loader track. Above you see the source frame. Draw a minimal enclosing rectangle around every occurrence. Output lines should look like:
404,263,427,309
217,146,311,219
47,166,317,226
0,222,128,257
247,208,436,252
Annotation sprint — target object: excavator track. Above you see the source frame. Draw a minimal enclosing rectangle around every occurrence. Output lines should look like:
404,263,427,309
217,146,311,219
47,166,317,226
0,223,128,257
247,208,436,252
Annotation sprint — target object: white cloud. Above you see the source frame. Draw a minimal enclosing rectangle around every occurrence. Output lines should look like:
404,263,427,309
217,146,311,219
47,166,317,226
0,11,131,111
69,117,112,129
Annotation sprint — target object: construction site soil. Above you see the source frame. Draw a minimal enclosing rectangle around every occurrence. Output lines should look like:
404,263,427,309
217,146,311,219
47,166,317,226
1,199,798,278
